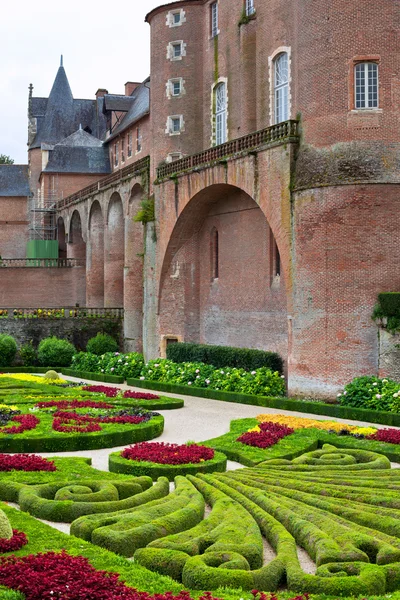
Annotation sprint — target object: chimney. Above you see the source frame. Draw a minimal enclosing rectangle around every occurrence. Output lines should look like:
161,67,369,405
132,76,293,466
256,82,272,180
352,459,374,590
125,82,140,96
95,88,108,99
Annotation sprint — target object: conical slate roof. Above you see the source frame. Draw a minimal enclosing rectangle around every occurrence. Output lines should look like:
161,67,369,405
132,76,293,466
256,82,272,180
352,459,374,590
36,66,75,146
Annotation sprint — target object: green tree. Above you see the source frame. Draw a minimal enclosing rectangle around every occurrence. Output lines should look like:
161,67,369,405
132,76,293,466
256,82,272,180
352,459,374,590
0,155,14,164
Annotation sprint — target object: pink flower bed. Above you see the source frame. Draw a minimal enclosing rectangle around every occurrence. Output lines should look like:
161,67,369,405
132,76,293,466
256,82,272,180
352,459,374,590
0,530,28,553
0,454,56,472
36,399,114,410
82,385,160,400
0,551,222,600
123,391,160,400
237,422,294,449
122,442,215,465
367,428,400,444
0,415,39,435
52,411,146,434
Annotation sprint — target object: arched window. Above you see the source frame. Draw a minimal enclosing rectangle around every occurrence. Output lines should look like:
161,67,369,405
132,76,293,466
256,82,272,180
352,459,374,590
215,83,227,145
274,53,289,124
211,228,219,280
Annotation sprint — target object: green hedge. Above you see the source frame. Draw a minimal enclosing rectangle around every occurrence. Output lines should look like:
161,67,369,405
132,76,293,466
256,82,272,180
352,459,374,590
0,366,124,383
127,377,400,426
108,450,228,481
378,292,400,317
166,342,283,373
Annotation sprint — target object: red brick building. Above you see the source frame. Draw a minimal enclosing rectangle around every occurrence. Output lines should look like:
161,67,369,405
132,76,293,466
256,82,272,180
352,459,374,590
0,0,399,396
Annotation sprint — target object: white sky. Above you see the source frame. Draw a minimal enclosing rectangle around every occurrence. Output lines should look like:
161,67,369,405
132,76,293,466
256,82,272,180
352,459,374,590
0,0,163,164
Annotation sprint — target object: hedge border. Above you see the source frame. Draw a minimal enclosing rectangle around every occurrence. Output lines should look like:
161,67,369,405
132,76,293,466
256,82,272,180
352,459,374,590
0,367,124,384
127,378,400,427
0,415,164,453
108,450,228,481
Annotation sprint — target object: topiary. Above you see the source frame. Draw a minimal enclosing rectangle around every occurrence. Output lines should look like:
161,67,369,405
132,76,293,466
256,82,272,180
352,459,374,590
86,333,119,356
0,335,17,367
37,337,75,367
0,509,12,540
44,370,60,381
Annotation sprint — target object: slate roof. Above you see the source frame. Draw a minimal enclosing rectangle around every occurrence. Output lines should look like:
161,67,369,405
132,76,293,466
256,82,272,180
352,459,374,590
0,165,30,197
29,66,108,149
104,95,136,112
105,79,150,143
43,129,111,174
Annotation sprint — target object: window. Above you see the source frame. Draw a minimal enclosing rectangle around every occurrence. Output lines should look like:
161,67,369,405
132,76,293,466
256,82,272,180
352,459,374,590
214,82,227,145
121,138,125,163
173,12,181,25
211,2,218,37
167,9,186,27
167,41,186,61
114,142,119,167
211,228,219,280
172,80,181,96
167,78,185,99
127,133,132,158
168,152,183,162
245,0,255,16
173,43,182,58
136,127,142,153
166,115,184,135
274,53,289,123
355,62,378,109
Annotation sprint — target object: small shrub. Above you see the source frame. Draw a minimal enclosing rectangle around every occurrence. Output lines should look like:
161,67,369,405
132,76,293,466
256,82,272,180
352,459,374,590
339,375,400,412
19,340,37,366
71,351,144,379
0,335,17,367
44,370,60,381
378,292,400,317
86,333,118,356
37,337,75,367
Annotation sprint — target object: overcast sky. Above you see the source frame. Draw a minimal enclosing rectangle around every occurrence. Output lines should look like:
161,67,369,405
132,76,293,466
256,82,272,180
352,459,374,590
0,0,163,164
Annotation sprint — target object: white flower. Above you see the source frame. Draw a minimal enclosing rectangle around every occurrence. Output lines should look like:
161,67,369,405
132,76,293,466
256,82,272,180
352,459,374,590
115,352,120,356
393,393,398,398
125,362,128,366
376,394,382,399
111,367,114,371
251,371,256,375
140,376,145,380
118,359,122,363
281,375,285,379
337,393,342,397
149,370,152,373
343,391,347,395
373,382,378,386
188,382,192,385
220,370,224,374
205,379,210,384
101,369,104,373
196,375,200,379
383,379,388,384
155,364,159,367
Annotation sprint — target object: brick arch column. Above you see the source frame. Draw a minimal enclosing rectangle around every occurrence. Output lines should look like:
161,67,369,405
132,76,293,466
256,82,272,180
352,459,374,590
104,192,124,307
86,200,104,308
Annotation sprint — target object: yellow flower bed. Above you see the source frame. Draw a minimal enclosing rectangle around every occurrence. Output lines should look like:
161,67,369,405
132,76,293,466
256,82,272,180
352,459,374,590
0,403,18,411
0,374,67,385
256,414,377,435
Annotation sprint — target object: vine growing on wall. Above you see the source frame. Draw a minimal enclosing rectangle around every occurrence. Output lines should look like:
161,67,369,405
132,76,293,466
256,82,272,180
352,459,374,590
134,195,155,224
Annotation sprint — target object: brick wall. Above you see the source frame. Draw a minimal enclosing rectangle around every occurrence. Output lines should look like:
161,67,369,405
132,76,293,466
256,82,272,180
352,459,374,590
0,197,29,258
379,329,400,381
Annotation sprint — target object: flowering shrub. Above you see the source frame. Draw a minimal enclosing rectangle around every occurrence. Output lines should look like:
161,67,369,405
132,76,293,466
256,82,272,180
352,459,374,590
367,428,400,444
36,399,114,410
0,454,56,471
339,375,400,412
122,442,215,465
72,351,144,379
0,550,223,600
256,414,378,435
0,529,28,552
237,421,294,448
0,414,39,435
141,360,286,397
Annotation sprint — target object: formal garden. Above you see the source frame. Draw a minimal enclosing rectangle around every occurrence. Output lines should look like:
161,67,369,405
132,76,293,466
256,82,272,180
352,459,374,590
1,333,400,598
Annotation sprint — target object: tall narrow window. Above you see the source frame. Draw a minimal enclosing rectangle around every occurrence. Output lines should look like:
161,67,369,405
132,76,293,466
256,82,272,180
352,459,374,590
246,0,255,16
215,83,227,145
355,62,378,109
274,53,289,123
136,127,142,152
211,228,219,280
127,133,132,157
211,2,218,37
121,138,125,163
114,142,119,167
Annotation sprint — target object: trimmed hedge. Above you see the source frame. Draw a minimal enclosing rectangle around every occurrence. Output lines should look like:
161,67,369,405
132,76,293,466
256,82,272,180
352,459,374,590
127,377,400,427
378,292,400,317
108,450,227,481
166,342,283,374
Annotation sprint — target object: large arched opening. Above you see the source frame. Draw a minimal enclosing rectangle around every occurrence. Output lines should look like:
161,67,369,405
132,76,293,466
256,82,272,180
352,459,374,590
68,210,86,260
86,200,104,307
104,192,124,307
57,217,67,259
158,184,288,362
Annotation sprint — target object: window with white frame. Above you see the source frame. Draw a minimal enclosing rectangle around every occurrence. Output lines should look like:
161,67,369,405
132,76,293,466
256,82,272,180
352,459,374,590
136,127,142,153
167,41,186,61
166,115,184,135
214,82,227,145
274,52,289,123
355,62,379,109
167,152,183,162
211,2,218,37
167,78,183,97
245,0,255,16
166,9,186,27
127,133,132,157
173,42,182,58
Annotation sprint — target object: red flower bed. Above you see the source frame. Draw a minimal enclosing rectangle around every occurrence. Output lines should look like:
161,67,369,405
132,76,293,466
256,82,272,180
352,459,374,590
237,422,294,449
36,400,114,410
52,417,102,434
122,442,215,465
82,385,119,397
123,391,160,400
0,551,222,600
0,415,39,435
0,454,56,472
0,530,28,552
367,428,400,444
52,411,147,434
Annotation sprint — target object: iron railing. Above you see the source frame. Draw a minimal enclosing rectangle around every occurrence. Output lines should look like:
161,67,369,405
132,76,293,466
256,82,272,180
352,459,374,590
0,259,85,268
157,120,299,180
0,307,124,320
57,156,150,210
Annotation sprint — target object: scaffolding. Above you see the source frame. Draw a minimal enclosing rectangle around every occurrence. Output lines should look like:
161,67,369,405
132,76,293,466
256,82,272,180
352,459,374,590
29,193,57,241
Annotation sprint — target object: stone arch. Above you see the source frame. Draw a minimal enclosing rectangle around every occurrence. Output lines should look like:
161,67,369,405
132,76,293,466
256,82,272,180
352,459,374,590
68,210,86,260
57,217,67,259
104,192,124,307
86,200,104,307
158,183,289,361
123,183,145,351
